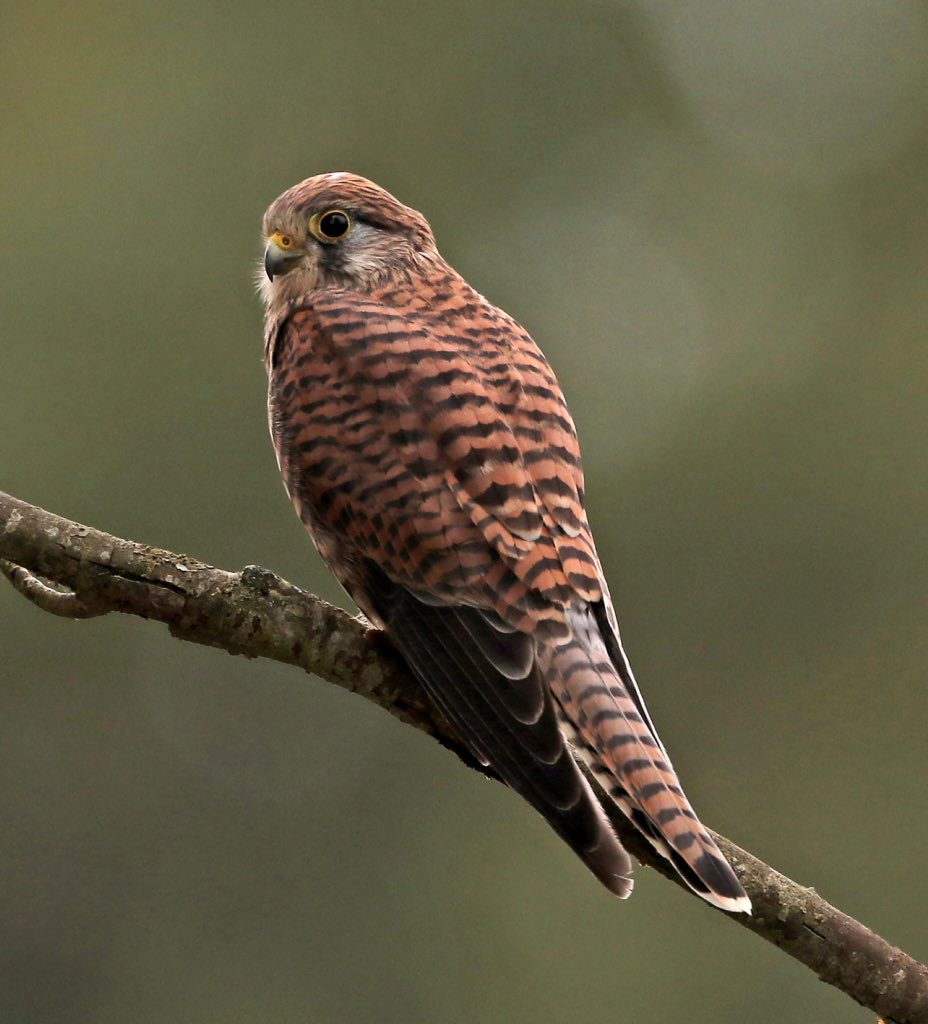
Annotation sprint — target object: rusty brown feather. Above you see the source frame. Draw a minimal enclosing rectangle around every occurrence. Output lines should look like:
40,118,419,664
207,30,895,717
260,171,750,913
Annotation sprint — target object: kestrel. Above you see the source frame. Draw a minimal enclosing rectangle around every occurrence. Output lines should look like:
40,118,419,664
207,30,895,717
260,172,750,913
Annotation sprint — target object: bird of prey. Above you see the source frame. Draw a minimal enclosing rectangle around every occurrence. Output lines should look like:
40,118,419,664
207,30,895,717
259,172,750,913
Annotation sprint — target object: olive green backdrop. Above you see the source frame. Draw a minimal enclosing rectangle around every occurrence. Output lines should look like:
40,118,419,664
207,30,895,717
2,2,926,1021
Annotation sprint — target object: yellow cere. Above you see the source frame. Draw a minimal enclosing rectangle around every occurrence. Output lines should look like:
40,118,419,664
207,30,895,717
270,230,294,250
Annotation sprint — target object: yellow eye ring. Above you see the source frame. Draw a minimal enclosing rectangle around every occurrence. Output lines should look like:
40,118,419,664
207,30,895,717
310,209,352,242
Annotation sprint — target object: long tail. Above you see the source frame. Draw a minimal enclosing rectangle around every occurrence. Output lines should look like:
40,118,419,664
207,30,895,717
536,605,751,914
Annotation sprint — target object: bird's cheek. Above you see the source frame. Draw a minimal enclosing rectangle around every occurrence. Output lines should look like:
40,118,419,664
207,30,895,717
317,244,347,274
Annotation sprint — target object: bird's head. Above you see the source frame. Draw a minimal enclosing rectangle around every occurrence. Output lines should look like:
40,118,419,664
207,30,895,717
259,172,439,309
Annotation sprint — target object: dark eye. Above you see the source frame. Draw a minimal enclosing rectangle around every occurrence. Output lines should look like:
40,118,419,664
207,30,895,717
312,209,351,241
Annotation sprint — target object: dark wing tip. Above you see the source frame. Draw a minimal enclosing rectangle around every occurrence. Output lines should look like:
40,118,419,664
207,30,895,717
361,563,635,899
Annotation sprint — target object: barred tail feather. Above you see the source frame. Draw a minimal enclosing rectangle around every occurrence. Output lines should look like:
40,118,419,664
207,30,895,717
539,605,751,914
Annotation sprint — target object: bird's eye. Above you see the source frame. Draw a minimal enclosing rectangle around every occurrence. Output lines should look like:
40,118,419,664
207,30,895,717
310,209,351,242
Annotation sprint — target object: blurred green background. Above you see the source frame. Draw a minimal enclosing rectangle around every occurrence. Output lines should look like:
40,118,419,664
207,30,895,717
2,2,927,1021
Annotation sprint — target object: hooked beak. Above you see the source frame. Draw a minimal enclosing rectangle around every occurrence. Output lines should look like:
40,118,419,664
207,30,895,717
263,238,303,281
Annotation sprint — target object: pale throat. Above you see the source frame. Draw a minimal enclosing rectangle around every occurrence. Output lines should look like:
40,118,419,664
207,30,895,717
258,262,324,315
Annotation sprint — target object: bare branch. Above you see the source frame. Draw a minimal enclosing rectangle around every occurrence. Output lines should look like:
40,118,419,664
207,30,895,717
1,559,111,617
2,489,926,1024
